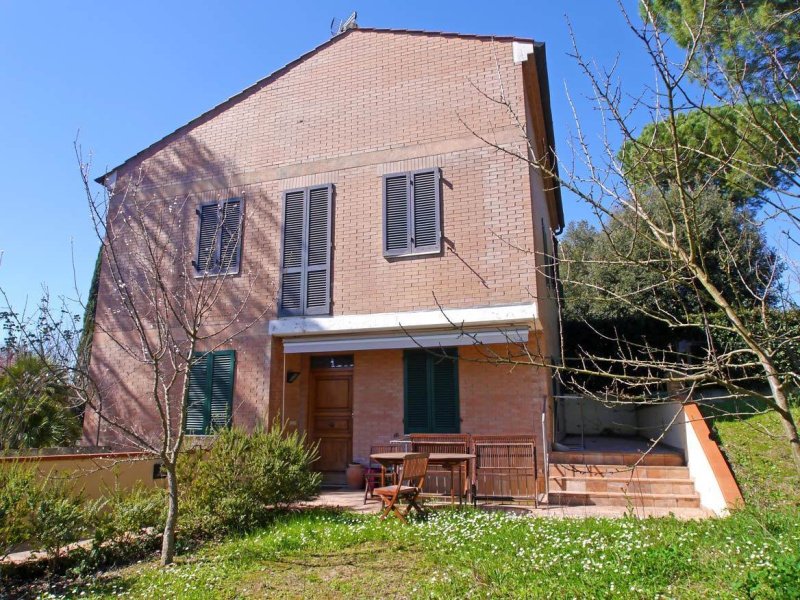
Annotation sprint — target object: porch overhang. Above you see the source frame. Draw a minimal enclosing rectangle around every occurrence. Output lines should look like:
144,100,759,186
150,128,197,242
268,303,538,354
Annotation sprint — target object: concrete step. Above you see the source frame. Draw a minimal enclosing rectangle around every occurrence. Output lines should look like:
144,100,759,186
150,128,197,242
549,476,697,495
549,450,684,467
548,490,701,508
549,463,690,479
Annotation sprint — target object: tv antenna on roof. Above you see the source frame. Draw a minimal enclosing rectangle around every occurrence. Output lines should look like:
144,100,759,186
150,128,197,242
330,11,358,36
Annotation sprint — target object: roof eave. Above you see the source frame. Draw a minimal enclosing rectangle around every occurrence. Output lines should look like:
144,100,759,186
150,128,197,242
532,42,565,231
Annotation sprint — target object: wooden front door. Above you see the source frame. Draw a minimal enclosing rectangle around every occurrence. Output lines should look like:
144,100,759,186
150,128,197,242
308,369,353,473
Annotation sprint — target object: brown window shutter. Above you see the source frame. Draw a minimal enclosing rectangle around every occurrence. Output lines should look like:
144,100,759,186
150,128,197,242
384,168,441,257
280,190,306,315
411,169,441,254
280,185,333,316
304,184,333,315
219,198,243,274
195,203,220,274
383,174,411,256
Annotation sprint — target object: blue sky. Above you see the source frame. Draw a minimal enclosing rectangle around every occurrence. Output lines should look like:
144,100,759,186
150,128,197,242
0,1,652,312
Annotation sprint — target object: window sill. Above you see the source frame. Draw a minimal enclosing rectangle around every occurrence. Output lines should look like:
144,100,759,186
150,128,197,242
193,268,240,279
277,308,332,318
183,434,218,449
384,248,442,261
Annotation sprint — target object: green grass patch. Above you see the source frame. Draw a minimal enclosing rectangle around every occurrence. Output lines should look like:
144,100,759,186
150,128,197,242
701,398,800,509
23,400,800,598
30,506,800,599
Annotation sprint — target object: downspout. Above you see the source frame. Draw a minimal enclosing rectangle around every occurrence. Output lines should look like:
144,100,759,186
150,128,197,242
541,410,549,504
281,351,286,428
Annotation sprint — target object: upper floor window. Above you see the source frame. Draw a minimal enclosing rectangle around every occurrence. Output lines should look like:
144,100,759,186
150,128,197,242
383,168,441,257
185,350,236,435
280,184,333,316
194,198,243,275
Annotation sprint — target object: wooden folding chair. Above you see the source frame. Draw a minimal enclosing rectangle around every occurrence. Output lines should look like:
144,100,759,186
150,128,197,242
364,444,398,504
374,453,429,523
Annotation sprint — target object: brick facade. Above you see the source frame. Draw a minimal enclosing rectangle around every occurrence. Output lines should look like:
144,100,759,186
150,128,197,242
349,341,549,462
85,29,562,464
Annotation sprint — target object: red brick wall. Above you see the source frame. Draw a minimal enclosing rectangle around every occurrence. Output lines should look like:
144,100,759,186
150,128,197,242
126,31,528,188
86,30,554,448
350,342,549,463
352,349,406,461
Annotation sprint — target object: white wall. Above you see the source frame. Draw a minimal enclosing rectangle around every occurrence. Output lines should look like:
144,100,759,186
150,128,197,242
683,417,730,515
638,402,731,515
559,397,638,436
636,403,686,451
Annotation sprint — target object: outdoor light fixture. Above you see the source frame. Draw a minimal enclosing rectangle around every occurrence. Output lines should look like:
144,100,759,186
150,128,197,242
286,371,300,384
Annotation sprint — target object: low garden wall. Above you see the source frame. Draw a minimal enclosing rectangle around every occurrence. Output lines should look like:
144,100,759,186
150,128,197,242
682,403,744,515
637,402,744,515
0,450,163,499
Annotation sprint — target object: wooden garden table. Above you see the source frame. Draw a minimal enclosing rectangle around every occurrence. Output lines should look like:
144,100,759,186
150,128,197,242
369,452,475,506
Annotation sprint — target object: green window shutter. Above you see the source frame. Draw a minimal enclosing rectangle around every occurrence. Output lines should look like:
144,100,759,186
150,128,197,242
431,349,459,433
404,350,430,433
184,350,235,435
403,348,459,434
185,352,209,435
209,350,235,431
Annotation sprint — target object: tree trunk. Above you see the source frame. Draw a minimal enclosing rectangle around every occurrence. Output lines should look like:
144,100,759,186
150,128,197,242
687,262,800,473
160,461,179,566
766,379,800,473
777,408,800,473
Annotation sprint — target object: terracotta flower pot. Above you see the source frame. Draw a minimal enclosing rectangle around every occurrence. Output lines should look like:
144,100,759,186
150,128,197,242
346,462,365,490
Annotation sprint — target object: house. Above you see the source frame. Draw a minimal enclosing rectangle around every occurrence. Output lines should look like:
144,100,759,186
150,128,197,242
85,26,561,479
83,26,744,514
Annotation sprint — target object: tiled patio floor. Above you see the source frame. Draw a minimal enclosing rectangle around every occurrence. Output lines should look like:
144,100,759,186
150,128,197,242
304,488,713,519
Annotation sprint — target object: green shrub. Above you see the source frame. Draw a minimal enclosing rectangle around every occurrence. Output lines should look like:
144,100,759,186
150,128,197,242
66,484,167,575
28,476,88,563
0,463,37,558
92,484,166,547
2,466,90,567
182,425,321,533
2,467,167,577
176,449,219,538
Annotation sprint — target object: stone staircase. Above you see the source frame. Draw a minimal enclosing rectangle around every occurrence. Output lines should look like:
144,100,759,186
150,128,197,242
548,449,701,509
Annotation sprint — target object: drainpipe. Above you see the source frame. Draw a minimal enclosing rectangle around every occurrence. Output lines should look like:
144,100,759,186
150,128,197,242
541,410,549,504
95,401,102,447
281,351,286,428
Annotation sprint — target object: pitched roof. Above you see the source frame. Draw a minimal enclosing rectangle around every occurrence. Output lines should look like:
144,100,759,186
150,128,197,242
98,28,531,183
96,27,562,229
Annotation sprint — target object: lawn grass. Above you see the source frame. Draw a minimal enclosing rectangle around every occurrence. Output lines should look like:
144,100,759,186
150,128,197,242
701,399,800,509
27,402,800,599
33,505,799,599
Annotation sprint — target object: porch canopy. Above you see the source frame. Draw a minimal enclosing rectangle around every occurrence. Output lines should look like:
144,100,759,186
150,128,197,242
268,303,537,353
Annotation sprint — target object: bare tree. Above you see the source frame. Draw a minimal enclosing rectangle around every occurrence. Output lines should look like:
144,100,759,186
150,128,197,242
459,1,800,471
1,144,268,564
